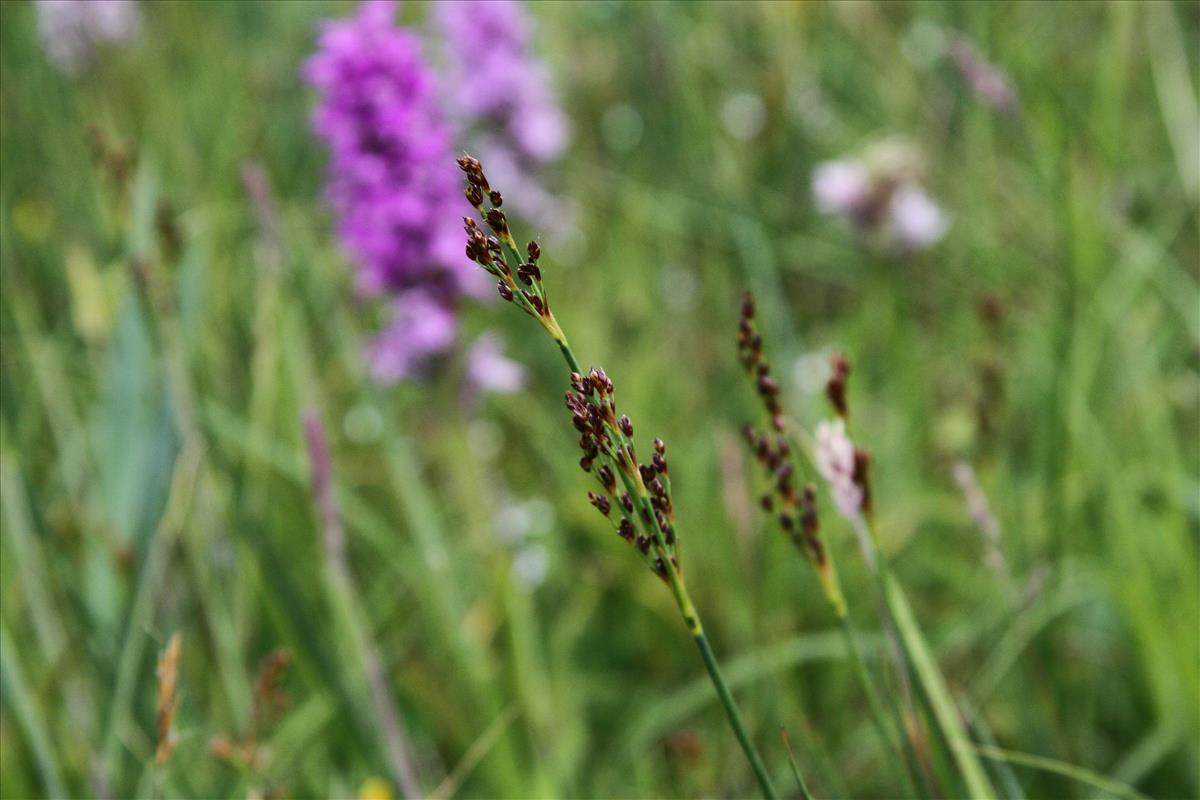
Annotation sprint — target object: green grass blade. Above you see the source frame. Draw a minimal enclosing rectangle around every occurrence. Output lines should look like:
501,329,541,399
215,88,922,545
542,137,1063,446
883,573,998,799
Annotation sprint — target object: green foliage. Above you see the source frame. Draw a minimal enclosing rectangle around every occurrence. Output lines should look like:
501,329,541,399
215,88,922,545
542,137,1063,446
1,2,1197,798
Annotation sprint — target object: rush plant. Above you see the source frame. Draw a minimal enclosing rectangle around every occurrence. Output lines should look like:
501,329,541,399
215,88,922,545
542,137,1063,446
457,154,780,800
736,291,1000,800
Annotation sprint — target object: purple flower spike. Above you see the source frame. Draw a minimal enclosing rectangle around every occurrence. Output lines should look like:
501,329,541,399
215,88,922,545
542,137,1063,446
303,0,478,301
433,0,569,167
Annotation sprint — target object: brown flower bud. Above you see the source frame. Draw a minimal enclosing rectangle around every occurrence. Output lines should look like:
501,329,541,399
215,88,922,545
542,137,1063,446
598,465,616,494
588,491,611,516
465,184,484,207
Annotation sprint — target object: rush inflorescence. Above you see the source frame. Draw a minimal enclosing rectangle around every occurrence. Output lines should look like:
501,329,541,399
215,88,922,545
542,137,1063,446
567,367,678,582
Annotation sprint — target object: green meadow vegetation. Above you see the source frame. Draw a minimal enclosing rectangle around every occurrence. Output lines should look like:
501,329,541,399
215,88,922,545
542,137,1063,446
1,2,1197,798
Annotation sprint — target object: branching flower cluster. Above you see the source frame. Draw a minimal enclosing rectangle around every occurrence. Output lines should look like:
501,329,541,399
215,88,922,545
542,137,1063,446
459,155,567,345
567,369,678,581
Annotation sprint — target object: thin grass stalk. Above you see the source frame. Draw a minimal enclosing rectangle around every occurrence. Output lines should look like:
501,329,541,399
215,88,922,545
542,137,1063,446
837,614,930,800
878,561,998,799
780,727,815,800
304,411,424,800
0,620,68,798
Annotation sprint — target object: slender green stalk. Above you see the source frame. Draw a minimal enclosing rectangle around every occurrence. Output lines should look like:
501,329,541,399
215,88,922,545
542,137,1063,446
664,565,778,800
0,620,68,798
837,614,926,799
880,565,997,800
780,727,815,800
970,744,1151,800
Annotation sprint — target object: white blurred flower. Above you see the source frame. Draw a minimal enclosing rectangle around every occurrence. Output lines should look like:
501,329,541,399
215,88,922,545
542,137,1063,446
792,350,832,395
512,544,549,590
814,419,863,522
889,184,949,249
721,91,767,141
812,159,871,216
36,0,141,75
660,264,698,313
494,500,532,544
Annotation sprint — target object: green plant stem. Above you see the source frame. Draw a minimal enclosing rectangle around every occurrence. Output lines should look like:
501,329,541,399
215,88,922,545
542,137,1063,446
781,727,815,800
557,338,583,375
552,335,779,799
667,573,779,800
878,564,997,800
837,614,926,800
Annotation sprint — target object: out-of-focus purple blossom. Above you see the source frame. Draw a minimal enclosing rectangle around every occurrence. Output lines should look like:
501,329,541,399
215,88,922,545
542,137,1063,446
465,333,527,396
814,419,863,523
303,0,477,300
35,0,141,75
306,0,527,391
432,0,572,237
365,291,458,383
433,0,569,166
948,35,1018,114
812,139,949,253
888,184,949,249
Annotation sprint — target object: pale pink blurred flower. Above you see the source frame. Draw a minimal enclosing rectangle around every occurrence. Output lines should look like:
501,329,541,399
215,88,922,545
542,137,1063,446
36,0,140,75
366,292,457,383
814,419,863,522
889,184,949,249
465,333,527,396
812,159,871,217
949,35,1018,114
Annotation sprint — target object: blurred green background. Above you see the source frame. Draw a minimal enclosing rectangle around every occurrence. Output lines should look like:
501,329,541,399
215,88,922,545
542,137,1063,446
1,1,1197,798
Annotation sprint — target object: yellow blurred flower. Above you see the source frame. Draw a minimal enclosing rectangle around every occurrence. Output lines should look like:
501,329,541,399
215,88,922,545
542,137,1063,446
65,245,116,343
12,198,53,243
357,777,393,800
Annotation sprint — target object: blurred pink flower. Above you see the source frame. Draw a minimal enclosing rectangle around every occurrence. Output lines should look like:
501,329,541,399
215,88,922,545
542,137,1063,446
949,35,1018,114
814,419,863,523
811,141,949,253
432,0,572,234
812,159,871,217
889,184,949,249
466,333,527,396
